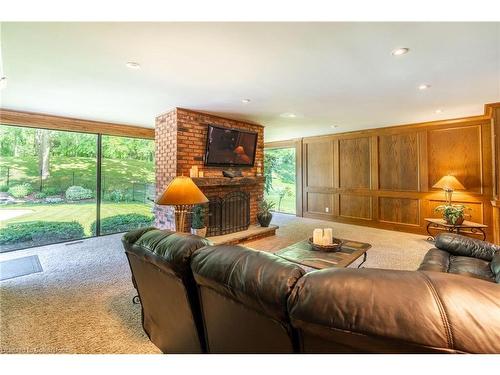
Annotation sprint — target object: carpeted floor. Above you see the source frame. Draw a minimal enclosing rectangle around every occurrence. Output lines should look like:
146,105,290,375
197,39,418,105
0,213,434,354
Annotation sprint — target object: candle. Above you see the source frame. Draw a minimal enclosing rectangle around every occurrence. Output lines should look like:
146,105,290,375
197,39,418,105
198,170,204,178
323,228,333,244
192,165,198,177
313,229,323,245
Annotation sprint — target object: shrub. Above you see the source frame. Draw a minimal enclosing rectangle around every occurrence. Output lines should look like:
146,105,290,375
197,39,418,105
45,197,64,204
109,189,125,202
7,183,33,198
0,184,9,192
0,221,85,249
91,214,154,235
65,185,93,201
34,192,47,200
42,187,60,196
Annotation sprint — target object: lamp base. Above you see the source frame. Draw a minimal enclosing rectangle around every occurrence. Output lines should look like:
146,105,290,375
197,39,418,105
444,189,454,206
174,205,192,232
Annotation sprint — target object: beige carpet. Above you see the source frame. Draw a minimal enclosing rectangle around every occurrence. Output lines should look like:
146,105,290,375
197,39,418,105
0,213,434,354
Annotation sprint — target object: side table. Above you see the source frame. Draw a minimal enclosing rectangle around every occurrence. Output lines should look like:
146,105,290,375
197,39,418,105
424,218,487,241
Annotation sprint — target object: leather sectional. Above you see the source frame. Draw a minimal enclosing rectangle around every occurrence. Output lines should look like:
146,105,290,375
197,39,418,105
122,229,500,354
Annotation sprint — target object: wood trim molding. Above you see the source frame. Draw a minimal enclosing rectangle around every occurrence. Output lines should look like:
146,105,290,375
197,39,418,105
264,139,300,149
0,108,155,139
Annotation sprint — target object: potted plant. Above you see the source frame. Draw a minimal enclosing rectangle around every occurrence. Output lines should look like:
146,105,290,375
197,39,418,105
257,200,275,227
434,204,471,225
191,205,207,237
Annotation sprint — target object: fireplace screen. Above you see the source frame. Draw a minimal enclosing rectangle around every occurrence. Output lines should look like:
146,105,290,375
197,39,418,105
207,191,250,236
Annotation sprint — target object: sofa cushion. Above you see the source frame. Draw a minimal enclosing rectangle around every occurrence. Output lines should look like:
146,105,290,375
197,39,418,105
418,248,450,273
491,253,500,283
419,248,495,282
191,245,305,321
435,233,499,261
448,256,495,281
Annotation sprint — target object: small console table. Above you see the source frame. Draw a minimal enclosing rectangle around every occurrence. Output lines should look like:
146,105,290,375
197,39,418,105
424,218,487,241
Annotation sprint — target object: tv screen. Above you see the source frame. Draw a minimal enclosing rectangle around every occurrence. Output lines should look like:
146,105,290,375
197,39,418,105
205,125,258,167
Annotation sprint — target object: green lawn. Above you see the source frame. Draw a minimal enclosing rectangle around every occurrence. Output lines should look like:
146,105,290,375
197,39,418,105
0,156,154,191
265,178,296,214
0,202,154,236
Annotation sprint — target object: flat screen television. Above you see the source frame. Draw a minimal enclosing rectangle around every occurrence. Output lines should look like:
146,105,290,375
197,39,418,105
204,125,258,167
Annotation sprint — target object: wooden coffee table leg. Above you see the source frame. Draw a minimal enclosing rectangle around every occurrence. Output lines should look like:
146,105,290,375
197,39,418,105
357,252,367,268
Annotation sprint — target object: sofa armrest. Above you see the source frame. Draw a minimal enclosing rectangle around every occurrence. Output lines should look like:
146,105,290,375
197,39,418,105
288,268,500,353
435,233,499,261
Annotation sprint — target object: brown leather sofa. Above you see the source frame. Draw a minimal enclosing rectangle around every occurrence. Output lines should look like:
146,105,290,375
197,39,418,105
288,268,500,353
123,229,500,354
122,227,210,353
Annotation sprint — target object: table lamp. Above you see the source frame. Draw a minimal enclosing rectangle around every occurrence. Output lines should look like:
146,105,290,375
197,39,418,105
156,176,209,232
432,175,465,205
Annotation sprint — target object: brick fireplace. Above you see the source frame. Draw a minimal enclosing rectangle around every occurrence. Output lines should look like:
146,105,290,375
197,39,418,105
154,108,264,232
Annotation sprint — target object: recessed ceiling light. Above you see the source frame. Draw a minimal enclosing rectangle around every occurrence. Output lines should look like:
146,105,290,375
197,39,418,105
418,84,431,90
126,62,141,70
241,99,251,104
391,47,410,56
280,112,297,119
435,109,443,114
330,125,339,129
0,76,7,90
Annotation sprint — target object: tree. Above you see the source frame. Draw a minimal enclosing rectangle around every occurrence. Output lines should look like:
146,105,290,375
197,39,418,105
36,129,51,180
264,151,278,194
276,186,292,211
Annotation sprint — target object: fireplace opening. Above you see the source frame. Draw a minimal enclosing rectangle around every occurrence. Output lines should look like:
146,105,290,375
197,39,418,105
206,191,250,236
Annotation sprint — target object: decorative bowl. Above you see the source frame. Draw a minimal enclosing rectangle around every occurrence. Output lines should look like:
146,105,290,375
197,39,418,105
308,237,343,252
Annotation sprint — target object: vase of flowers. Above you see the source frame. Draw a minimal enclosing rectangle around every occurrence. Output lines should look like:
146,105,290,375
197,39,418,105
434,204,470,225
190,204,207,237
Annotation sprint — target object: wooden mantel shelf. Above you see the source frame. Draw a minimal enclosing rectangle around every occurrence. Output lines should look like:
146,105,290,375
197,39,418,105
192,176,264,187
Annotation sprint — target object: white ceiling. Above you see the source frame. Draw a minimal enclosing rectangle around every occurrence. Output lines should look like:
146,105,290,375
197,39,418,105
1,22,499,141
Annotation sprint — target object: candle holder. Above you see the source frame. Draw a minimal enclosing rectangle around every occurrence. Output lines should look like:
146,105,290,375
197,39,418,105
308,237,343,252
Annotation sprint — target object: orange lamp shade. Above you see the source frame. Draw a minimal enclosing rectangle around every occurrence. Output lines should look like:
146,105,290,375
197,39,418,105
156,176,209,205
432,175,465,191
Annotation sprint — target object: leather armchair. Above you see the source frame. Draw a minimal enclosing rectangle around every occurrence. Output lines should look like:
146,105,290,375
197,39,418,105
122,228,211,353
191,245,305,353
419,233,499,282
288,267,500,353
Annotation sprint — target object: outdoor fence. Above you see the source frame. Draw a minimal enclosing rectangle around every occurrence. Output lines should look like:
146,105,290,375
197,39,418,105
0,166,155,204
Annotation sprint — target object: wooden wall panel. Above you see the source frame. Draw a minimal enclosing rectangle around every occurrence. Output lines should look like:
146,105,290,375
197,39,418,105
339,195,372,220
339,137,371,189
428,126,482,193
298,109,494,241
379,133,419,191
307,192,334,215
304,140,334,188
379,197,420,225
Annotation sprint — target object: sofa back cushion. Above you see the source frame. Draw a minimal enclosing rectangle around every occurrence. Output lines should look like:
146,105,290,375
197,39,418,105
435,233,499,261
122,228,211,353
191,245,305,353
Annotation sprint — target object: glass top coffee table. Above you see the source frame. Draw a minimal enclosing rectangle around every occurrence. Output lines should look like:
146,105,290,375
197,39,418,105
275,238,371,270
